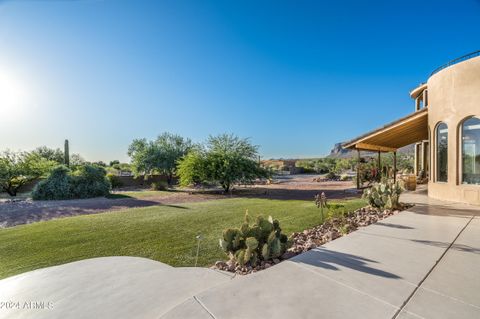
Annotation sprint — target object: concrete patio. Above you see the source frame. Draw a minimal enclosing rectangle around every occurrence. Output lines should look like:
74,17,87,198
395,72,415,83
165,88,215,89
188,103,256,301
1,190,479,318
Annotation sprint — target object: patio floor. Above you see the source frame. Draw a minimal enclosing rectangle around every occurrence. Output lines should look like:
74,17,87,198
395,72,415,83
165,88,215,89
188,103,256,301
1,189,479,319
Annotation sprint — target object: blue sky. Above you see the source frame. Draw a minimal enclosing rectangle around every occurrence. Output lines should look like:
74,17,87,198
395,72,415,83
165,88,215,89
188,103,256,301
0,0,479,162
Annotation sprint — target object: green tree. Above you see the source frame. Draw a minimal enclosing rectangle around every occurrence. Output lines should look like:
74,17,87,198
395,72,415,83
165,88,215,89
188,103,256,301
177,134,268,192
70,153,86,167
0,151,56,196
32,146,64,164
109,160,120,166
177,149,207,187
128,132,193,185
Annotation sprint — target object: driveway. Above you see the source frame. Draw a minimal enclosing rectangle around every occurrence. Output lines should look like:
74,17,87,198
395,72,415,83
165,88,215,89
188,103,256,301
1,191,479,318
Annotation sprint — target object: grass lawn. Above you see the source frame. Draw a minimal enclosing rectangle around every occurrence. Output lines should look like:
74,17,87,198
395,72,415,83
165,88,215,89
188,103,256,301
0,197,365,279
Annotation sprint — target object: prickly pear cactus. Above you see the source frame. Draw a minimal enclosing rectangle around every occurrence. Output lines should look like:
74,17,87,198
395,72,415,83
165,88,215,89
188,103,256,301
219,211,291,267
362,181,404,210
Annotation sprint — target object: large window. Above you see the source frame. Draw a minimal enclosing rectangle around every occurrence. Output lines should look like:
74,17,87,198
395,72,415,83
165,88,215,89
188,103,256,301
461,117,480,185
436,122,448,182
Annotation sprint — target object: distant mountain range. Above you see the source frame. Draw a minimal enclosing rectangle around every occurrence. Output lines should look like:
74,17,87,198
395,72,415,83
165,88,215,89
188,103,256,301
327,142,415,159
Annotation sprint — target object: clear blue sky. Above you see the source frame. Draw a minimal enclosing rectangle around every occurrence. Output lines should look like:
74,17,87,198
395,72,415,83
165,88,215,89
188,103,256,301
1,0,479,162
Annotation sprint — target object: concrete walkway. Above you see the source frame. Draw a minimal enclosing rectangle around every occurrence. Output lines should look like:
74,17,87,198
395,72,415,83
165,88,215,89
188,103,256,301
0,257,235,319
1,191,479,318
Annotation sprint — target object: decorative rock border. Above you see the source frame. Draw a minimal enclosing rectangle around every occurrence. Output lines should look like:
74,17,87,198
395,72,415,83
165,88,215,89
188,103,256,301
213,204,412,275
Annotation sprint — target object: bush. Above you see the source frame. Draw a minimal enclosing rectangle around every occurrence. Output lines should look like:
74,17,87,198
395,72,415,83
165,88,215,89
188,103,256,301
339,174,351,181
107,173,123,189
32,165,110,200
70,165,110,198
31,166,72,200
362,181,403,210
219,212,290,267
325,171,338,180
151,180,168,191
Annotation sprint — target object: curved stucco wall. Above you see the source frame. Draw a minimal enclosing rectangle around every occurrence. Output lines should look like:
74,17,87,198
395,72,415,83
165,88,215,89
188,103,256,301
427,55,480,205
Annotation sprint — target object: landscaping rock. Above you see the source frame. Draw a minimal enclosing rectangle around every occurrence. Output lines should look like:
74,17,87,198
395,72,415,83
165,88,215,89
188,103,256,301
214,261,227,269
281,251,296,260
212,204,410,276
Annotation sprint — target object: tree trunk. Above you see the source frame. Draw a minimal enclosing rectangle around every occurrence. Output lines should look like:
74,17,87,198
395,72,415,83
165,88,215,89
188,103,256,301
222,182,230,193
5,187,17,197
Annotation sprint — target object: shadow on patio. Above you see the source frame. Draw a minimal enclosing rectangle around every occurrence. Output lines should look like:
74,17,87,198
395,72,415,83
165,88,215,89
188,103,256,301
291,247,402,279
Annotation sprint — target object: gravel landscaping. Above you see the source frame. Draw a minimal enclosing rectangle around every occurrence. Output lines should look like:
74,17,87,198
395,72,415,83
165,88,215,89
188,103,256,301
213,203,413,275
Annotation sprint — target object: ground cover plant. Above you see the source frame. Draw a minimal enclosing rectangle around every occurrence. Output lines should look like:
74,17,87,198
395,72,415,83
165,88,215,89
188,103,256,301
0,197,365,279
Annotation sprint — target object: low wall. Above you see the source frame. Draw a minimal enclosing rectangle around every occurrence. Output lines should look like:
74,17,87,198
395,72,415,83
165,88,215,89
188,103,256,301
114,175,174,188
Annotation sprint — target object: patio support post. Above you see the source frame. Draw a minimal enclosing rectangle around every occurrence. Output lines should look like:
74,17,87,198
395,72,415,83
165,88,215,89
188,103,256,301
356,149,360,189
422,141,428,178
377,151,381,179
393,151,397,183
414,143,419,176
415,97,421,111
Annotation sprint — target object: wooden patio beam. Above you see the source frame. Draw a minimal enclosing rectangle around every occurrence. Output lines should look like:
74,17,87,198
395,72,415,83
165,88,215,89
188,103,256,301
355,143,397,153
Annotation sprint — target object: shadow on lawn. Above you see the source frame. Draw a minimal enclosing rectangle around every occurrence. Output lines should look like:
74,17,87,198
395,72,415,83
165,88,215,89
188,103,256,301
292,247,401,279
229,187,361,201
0,197,186,228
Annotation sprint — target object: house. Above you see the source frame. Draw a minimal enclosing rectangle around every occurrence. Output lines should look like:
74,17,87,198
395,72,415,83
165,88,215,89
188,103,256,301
343,50,480,205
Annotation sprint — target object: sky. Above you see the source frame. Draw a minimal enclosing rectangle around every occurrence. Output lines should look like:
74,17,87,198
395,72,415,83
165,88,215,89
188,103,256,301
0,0,479,162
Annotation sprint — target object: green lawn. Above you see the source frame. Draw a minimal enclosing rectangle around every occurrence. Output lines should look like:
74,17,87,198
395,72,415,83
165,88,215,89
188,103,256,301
0,197,365,279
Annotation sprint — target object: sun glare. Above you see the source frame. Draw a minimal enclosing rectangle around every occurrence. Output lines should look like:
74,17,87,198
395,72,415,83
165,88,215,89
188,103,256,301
0,70,31,121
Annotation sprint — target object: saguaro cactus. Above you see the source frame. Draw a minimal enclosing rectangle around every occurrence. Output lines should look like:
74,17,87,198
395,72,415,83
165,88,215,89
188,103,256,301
64,139,70,167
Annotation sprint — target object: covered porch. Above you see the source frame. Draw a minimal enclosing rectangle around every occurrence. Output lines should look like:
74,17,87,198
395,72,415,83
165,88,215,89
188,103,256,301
343,108,429,189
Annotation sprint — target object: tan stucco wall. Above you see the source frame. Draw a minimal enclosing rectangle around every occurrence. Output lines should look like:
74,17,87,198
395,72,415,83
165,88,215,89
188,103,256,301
427,56,480,205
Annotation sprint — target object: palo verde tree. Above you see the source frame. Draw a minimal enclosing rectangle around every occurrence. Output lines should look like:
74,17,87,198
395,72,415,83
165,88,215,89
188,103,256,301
127,132,193,185
32,146,64,164
177,134,268,192
0,151,56,196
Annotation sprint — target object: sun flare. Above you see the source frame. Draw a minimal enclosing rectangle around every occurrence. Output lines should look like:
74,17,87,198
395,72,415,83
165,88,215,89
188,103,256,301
0,70,31,121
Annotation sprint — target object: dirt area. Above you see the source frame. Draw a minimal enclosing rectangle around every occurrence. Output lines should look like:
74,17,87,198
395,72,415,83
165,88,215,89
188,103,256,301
247,174,359,200
0,174,360,228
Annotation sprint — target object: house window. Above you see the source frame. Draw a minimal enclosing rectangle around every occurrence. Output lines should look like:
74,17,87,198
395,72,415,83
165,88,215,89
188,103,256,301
436,122,448,182
461,117,480,185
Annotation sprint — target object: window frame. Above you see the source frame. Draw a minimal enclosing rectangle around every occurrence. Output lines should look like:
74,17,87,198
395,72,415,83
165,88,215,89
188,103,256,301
435,122,449,183
459,116,480,186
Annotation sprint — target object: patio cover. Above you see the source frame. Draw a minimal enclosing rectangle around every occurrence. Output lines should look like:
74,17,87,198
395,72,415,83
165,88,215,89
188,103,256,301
342,108,428,152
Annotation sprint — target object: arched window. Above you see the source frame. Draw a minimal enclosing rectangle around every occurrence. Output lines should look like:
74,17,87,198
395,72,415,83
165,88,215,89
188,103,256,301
436,122,448,182
461,117,480,185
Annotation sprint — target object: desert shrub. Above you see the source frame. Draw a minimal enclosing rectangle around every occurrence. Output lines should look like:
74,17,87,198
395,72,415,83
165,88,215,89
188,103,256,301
362,181,403,210
107,173,123,189
219,212,290,267
32,166,72,200
32,164,110,200
151,180,168,191
325,171,338,180
70,165,110,198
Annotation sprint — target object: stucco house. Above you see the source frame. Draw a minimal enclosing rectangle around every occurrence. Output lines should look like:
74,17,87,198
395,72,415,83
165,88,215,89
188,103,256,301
343,50,480,206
